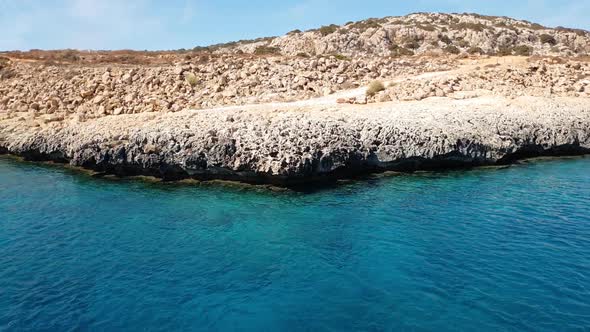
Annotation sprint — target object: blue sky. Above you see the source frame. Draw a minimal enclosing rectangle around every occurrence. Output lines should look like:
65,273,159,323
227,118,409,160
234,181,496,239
1,0,589,51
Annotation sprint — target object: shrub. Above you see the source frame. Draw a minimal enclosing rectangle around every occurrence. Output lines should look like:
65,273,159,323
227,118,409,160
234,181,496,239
287,29,302,35
366,80,385,97
451,22,488,32
349,19,382,30
405,41,421,50
556,26,588,37
402,35,423,50
456,40,470,48
418,24,436,32
467,46,484,54
254,46,280,55
540,34,557,45
296,52,310,58
443,45,461,54
0,56,9,68
319,24,338,36
389,44,415,57
333,54,351,61
497,46,513,56
513,45,533,56
184,72,198,86
439,34,452,44
61,50,80,62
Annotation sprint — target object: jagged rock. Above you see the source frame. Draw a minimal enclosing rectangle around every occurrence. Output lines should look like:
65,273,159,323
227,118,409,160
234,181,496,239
1,96,589,185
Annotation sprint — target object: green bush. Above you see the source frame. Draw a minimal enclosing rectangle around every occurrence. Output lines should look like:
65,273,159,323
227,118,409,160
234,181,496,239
389,44,415,57
366,80,386,97
319,24,338,36
456,40,469,48
513,45,533,56
444,45,461,54
451,22,488,32
405,41,421,50
467,46,484,54
540,34,557,45
497,46,513,56
439,34,452,44
349,19,382,30
402,35,423,50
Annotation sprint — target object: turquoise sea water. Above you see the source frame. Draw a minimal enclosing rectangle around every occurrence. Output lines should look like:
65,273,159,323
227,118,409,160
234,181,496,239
1,156,590,331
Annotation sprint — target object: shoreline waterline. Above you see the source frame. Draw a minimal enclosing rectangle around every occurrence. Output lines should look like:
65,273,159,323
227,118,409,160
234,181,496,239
1,153,588,192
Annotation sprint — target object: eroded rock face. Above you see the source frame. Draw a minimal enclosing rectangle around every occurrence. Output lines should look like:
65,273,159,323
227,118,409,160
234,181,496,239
1,96,589,186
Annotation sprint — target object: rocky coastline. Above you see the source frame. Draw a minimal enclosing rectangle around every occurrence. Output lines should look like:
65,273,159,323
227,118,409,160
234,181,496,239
2,95,589,187
2,12,590,187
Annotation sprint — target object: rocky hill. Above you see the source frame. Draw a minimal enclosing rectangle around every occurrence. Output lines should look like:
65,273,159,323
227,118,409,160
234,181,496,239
209,13,590,57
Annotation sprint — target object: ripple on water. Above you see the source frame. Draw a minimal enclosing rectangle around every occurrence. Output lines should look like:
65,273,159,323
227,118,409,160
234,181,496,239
0,156,590,331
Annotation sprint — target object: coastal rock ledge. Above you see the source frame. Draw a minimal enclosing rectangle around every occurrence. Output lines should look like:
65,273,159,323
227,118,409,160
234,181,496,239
1,95,589,186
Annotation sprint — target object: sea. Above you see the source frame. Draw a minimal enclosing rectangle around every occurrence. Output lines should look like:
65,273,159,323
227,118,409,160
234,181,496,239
1,156,589,331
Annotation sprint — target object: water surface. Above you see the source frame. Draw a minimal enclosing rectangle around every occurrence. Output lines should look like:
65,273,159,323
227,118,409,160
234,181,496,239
1,156,589,331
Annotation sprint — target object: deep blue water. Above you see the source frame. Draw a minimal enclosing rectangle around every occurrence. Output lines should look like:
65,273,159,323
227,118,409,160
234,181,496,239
1,156,590,331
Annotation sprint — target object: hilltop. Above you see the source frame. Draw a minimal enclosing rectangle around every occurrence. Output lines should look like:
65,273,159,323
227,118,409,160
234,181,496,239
209,13,590,57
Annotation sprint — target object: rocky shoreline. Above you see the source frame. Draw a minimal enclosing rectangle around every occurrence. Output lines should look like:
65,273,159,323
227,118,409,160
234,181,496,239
1,95,589,187
2,11,590,187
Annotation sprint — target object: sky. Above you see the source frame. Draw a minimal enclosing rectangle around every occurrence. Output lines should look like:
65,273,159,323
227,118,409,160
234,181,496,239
1,0,589,51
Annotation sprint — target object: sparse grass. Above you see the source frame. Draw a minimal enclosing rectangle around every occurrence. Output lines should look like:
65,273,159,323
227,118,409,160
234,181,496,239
254,46,281,55
366,80,385,97
184,72,198,86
